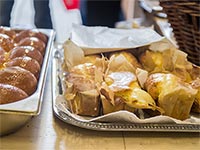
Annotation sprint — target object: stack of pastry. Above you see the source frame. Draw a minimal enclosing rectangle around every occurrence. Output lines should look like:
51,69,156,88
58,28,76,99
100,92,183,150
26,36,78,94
63,54,105,117
63,49,162,117
0,27,47,104
63,41,200,120
100,52,162,116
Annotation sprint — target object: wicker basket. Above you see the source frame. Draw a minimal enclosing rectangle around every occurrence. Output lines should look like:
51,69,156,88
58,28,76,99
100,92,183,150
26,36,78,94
160,0,200,65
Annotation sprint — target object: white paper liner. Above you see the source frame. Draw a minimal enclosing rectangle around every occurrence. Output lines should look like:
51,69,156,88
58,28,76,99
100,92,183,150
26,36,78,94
56,95,200,124
70,24,165,55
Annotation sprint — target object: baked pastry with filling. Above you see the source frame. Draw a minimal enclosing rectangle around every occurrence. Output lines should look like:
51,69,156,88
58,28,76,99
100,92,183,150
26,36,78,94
101,71,162,116
145,73,197,120
65,63,100,116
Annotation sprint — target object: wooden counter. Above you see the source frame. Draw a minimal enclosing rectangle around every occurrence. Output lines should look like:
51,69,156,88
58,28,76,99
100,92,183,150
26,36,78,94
0,65,200,150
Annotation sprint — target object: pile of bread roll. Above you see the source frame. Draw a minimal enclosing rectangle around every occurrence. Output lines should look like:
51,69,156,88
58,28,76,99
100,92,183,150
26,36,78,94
0,26,47,104
63,42,200,121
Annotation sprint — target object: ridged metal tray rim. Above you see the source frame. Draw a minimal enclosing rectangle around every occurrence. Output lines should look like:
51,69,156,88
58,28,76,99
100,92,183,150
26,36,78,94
53,108,200,132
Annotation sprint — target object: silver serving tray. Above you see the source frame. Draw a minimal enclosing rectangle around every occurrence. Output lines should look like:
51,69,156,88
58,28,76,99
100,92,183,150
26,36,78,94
0,28,55,136
52,47,200,132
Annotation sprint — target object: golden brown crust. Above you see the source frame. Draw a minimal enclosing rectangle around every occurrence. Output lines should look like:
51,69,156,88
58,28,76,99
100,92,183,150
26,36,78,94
5,56,41,79
18,37,45,55
0,47,6,69
0,66,37,95
0,33,14,52
0,27,16,39
14,30,47,43
0,83,28,104
9,46,43,65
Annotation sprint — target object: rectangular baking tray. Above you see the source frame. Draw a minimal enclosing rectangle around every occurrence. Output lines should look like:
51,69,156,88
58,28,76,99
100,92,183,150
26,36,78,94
52,45,200,133
0,28,55,136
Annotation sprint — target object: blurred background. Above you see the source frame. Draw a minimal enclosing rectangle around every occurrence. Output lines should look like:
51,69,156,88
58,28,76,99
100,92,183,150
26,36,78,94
0,0,169,43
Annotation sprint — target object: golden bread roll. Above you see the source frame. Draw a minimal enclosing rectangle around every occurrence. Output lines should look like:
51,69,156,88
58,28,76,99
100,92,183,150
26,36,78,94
0,27,16,39
14,29,47,43
9,46,43,65
0,33,14,52
145,73,197,120
0,28,47,105
0,83,28,104
0,66,37,95
18,37,45,55
5,56,41,78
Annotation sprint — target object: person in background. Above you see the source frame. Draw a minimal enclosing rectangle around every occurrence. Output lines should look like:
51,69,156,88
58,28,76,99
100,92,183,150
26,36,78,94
0,0,52,29
121,0,135,20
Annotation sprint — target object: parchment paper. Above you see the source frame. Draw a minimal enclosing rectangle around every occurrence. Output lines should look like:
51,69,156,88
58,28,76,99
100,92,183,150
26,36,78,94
57,25,200,124
56,95,200,124
70,24,165,55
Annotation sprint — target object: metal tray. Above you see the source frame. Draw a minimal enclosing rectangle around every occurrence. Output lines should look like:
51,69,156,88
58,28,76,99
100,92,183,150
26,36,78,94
52,46,200,133
0,28,55,136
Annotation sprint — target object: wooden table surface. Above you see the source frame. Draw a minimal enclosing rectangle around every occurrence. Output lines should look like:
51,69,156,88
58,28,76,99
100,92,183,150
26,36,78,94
0,64,200,150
